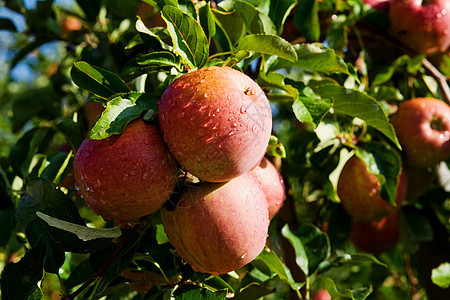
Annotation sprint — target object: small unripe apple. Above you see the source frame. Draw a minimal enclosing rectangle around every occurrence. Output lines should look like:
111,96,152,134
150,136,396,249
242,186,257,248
364,0,389,13
73,119,177,221
158,66,272,182
392,98,450,168
337,156,407,222
390,0,450,54
249,157,286,219
350,212,399,254
161,173,269,275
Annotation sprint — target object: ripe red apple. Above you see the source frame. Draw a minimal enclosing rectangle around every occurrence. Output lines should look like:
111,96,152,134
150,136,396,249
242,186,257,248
390,0,450,54
364,0,389,13
350,212,399,254
392,98,450,168
73,119,178,221
337,156,407,222
312,289,331,300
158,66,272,183
249,157,286,219
161,173,269,275
60,15,82,39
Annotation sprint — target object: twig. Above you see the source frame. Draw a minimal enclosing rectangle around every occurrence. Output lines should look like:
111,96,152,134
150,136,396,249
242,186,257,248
422,58,450,104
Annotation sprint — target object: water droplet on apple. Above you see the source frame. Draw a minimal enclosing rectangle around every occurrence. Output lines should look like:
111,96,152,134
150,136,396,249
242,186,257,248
203,92,209,98
231,122,238,128
200,79,206,84
252,124,257,131
130,171,136,176
276,201,280,206
75,185,80,191
246,196,250,204
205,136,214,143
142,172,148,180
240,251,247,259
240,105,247,114
256,204,260,210
177,111,185,119
228,131,236,136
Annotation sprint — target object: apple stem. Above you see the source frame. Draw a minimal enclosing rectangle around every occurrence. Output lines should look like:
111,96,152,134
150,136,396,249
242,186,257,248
422,58,450,105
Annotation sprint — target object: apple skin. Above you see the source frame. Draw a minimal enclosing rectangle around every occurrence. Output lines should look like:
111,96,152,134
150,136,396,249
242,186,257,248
161,173,269,275
249,158,286,219
390,0,450,54
73,119,178,221
350,212,399,254
392,98,450,168
337,156,407,222
60,15,82,39
312,289,331,300
364,0,389,13
158,66,272,183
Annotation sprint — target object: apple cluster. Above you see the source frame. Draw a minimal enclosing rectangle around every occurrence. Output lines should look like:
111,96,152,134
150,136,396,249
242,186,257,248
73,66,286,275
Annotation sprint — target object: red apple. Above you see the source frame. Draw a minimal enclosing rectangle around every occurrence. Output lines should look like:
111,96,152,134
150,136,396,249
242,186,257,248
364,0,389,13
73,119,178,221
390,0,450,54
337,156,407,222
84,101,105,129
161,173,269,275
350,212,399,254
249,158,286,219
313,289,331,300
158,66,272,183
60,15,82,39
392,98,450,168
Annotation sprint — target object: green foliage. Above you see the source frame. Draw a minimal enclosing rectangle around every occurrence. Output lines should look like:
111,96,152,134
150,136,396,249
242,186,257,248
0,0,449,299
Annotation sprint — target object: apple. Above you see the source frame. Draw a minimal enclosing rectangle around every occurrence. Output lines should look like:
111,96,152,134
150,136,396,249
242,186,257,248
390,0,450,54
312,289,331,300
73,119,178,221
392,98,450,168
161,173,269,275
350,212,399,254
364,0,389,13
84,101,105,129
158,66,272,183
337,156,407,222
249,157,286,219
136,2,166,29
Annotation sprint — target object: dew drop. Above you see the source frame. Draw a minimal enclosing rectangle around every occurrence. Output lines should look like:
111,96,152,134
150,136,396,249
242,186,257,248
370,188,378,195
203,92,209,98
252,124,257,131
246,196,250,204
256,204,260,210
276,201,280,206
231,122,238,128
240,252,248,259
205,136,215,143
240,105,247,114
177,111,185,119
130,171,136,176
200,79,206,84
143,172,148,180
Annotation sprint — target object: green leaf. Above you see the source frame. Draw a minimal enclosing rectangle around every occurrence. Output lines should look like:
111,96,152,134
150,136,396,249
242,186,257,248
199,2,216,41
431,262,450,289
294,0,320,41
161,5,209,69
258,71,299,100
292,86,332,128
212,8,245,50
136,17,172,51
281,223,330,276
204,276,235,294
269,43,349,75
155,223,169,245
88,92,157,140
219,0,277,35
236,283,274,300
27,287,43,300
137,51,180,68
310,82,400,148
71,62,131,99
324,278,373,300
369,86,404,101
354,143,402,205
266,135,286,158
173,284,227,299
269,0,296,35
0,241,46,300
237,34,297,62
36,212,122,241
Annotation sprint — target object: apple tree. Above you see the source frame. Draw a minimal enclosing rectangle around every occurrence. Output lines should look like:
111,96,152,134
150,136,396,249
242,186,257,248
0,0,449,299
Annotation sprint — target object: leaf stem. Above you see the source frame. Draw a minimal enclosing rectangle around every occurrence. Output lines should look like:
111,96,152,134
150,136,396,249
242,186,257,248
422,58,450,104
208,51,235,60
